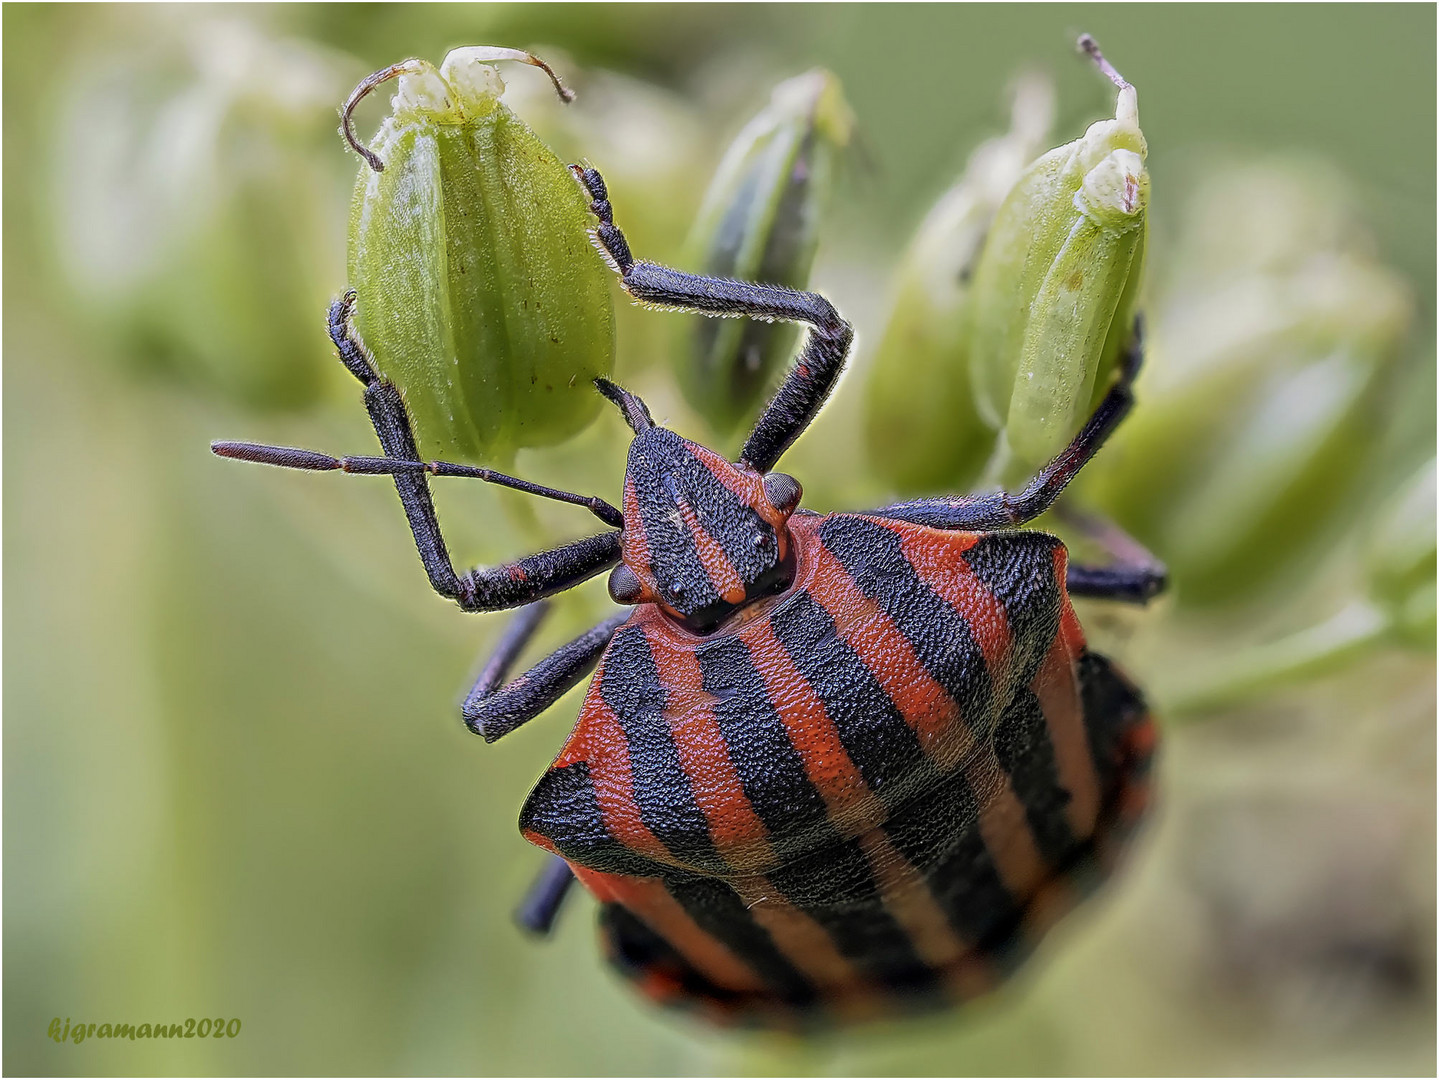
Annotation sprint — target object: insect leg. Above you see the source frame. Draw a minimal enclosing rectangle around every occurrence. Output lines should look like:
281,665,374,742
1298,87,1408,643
870,322,1145,531
514,855,578,936
572,165,853,472
463,609,628,742
1060,506,1167,604
212,293,623,612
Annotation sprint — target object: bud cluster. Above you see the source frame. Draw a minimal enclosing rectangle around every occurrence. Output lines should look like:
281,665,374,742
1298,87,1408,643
865,37,1149,492
1082,156,1413,605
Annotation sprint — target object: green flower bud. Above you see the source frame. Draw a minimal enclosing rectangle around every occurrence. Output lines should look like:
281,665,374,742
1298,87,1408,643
346,48,615,466
1366,458,1436,649
864,76,1054,494
500,61,712,371
55,18,354,409
500,61,709,267
1082,157,1414,606
675,69,853,434
967,37,1148,485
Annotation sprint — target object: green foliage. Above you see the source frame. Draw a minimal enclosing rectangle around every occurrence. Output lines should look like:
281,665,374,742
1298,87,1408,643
966,54,1148,485
1367,457,1437,649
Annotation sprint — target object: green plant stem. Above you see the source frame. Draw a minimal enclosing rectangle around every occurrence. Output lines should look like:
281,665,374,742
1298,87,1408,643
1164,599,1393,717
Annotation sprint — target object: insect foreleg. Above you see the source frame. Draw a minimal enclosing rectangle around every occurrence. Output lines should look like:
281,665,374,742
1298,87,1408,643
213,293,624,611
871,323,1146,531
572,165,853,473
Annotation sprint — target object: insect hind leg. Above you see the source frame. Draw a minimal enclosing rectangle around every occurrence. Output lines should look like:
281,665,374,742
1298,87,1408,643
514,855,578,936
1061,506,1167,604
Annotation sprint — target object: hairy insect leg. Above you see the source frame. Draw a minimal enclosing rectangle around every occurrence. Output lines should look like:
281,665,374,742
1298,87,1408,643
872,323,1146,531
1060,506,1167,604
571,165,854,472
212,293,624,612
463,609,629,742
514,855,578,936
466,600,552,706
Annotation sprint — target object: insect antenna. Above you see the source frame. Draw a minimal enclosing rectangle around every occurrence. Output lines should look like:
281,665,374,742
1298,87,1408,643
593,378,655,434
211,441,624,529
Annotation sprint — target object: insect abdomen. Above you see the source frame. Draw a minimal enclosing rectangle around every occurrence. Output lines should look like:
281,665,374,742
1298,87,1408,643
584,649,1155,1028
519,514,1156,1026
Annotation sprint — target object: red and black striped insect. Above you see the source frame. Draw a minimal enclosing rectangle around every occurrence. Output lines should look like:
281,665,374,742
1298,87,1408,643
214,165,1165,1028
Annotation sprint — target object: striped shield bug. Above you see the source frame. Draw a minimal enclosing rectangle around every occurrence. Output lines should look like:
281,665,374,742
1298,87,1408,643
214,156,1166,1028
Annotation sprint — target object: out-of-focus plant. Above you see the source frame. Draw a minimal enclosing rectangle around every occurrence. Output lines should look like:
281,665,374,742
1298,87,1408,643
1083,157,1414,607
54,18,355,410
864,74,1054,493
966,37,1148,487
674,69,853,435
1168,456,1434,715
1366,457,1437,650
345,48,615,467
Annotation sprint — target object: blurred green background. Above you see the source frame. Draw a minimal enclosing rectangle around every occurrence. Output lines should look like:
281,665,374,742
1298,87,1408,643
5,4,1434,1075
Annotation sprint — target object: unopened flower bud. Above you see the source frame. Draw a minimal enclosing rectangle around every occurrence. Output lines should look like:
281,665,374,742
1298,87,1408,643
500,62,709,267
864,75,1054,493
346,48,615,465
967,36,1148,484
675,69,853,434
501,61,711,372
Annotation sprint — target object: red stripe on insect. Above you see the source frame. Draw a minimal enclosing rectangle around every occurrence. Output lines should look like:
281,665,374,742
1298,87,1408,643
855,830,997,1001
618,477,656,600
677,498,748,605
643,629,776,872
688,441,756,501
1056,553,1089,657
727,875,878,1012
580,868,771,995
740,615,886,838
895,526,1016,698
804,542,972,771
690,442,790,536
1031,618,1100,839
961,744,1049,901
555,681,673,866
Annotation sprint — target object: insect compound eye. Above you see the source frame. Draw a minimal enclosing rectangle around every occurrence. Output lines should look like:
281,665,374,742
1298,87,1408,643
607,564,645,606
762,472,803,515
